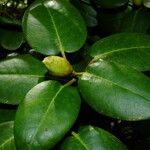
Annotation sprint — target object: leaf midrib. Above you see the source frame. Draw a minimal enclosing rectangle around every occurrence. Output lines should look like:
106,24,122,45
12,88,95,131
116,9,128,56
84,72,150,102
44,3,65,57
29,85,65,149
72,132,89,150
94,46,150,58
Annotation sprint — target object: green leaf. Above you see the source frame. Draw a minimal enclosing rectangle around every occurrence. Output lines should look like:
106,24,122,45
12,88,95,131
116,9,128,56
61,125,128,150
78,60,150,120
0,108,16,123
119,8,150,33
23,0,87,55
89,33,150,71
98,8,150,34
0,54,46,105
71,0,97,27
14,80,81,150
96,0,128,9
0,28,23,50
0,121,16,150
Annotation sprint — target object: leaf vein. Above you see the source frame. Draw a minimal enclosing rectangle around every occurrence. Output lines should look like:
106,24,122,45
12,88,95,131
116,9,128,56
28,85,65,149
85,72,150,102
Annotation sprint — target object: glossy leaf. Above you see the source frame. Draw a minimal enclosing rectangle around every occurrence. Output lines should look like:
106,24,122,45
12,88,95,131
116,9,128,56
0,28,23,50
0,121,16,150
61,125,128,150
89,33,150,71
78,60,150,120
0,54,46,105
14,80,81,150
23,0,87,55
96,0,128,9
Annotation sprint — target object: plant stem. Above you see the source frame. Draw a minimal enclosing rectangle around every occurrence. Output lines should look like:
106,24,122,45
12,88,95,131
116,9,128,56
73,71,84,76
64,78,76,87
61,50,66,59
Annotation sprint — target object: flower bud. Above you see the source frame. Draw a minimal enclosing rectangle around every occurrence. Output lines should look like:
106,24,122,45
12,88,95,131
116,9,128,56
43,56,73,77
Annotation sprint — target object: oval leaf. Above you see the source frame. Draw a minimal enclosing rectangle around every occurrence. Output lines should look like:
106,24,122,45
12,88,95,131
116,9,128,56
23,0,87,55
89,33,150,71
14,80,81,149
61,125,128,150
0,121,16,150
78,60,150,120
0,54,46,105
0,28,23,50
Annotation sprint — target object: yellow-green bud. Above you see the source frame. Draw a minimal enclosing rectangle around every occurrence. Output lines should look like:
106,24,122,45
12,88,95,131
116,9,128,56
43,56,73,77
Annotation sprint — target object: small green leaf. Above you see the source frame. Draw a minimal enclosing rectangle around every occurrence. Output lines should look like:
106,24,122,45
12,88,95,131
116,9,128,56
0,121,16,150
0,28,23,50
14,80,81,150
61,125,128,150
78,60,150,120
89,33,150,71
0,54,47,105
23,0,87,55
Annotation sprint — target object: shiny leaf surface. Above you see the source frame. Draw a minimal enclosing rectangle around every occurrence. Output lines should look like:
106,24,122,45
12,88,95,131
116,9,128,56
61,126,128,150
14,80,81,150
23,0,87,55
89,33,150,71
78,60,150,120
0,54,46,105
0,121,16,150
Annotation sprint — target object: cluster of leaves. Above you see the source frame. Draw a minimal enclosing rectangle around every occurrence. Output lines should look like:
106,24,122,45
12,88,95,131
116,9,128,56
0,0,150,149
